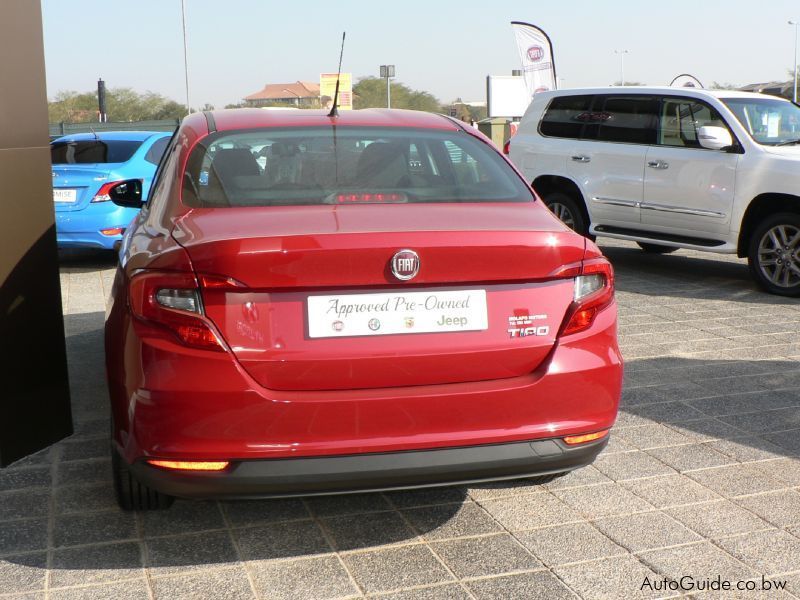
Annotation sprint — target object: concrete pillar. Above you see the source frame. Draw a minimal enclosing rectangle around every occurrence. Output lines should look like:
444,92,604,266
0,0,73,466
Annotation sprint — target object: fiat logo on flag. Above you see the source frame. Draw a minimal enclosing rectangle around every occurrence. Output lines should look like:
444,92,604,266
391,249,419,281
527,45,544,62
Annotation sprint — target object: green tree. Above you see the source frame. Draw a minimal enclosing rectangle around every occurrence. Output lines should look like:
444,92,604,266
48,88,187,123
353,77,440,112
710,82,740,90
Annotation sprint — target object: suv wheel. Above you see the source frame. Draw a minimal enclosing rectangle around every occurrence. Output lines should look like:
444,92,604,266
637,242,678,254
748,212,800,297
112,446,174,511
542,192,589,237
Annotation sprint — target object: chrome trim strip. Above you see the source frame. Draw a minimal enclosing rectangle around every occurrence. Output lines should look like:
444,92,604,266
592,197,639,208
639,203,725,218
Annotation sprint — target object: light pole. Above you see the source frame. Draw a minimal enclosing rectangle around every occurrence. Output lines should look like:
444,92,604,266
181,0,190,114
380,65,395,108
614,49,629,86
790,21,799,103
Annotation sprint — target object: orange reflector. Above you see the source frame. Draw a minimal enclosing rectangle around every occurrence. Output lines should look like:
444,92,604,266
147,460,230,471
100,227,125,236
563,429,609,446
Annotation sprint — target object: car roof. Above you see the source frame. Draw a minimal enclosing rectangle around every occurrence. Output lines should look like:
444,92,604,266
201,108,460,132
52,130,170,143
536,86,785,101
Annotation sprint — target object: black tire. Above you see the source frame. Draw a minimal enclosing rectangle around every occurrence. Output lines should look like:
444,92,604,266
112,447,174,511
637,242,678,254
747,212,800,297
542,191,590,238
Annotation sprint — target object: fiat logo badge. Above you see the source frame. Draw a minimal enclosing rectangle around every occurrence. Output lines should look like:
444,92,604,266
391,249,419,281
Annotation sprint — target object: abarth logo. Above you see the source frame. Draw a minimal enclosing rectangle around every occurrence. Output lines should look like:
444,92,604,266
404,317,415,329
391,249,419,281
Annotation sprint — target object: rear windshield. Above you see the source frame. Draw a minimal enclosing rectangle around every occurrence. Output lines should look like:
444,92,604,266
182,127,533,207
50,139,143,164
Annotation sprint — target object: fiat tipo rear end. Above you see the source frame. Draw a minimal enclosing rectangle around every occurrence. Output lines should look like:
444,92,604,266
104,108,622,509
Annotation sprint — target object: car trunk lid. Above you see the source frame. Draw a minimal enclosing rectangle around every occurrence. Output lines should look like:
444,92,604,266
173,203,585,390
51,165,116,212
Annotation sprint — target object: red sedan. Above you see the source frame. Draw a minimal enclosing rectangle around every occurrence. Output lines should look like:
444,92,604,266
104,108,622,509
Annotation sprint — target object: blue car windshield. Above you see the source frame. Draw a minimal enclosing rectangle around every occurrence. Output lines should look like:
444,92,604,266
51,140,143,164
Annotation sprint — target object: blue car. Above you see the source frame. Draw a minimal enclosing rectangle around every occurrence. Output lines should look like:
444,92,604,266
51,131,172,250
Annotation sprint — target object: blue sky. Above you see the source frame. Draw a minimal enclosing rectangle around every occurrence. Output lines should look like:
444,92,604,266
42,0,799,108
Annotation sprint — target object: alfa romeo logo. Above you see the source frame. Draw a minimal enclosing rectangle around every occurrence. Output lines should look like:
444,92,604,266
391,249,420,281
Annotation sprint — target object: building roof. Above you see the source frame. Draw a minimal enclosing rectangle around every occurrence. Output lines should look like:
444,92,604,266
244,81,321,101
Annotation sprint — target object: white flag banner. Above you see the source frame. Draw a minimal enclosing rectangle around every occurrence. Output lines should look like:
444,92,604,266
511,21,557,103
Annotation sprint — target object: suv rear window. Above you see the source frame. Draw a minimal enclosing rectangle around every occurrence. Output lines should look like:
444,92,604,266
181,127,534,207
593,96,659,144
50,139,143,164
540,95,594,139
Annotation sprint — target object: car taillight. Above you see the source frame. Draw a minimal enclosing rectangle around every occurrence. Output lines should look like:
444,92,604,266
92,180,128,203
503,140,511,155
559,258,614,336
129,271,224,351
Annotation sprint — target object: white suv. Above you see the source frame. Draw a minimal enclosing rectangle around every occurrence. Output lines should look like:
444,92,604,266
509,87,800,296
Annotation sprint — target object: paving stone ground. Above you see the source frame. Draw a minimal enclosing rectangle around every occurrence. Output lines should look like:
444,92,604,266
2,239,800,599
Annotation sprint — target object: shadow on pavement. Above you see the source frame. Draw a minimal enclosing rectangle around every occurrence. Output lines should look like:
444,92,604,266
599,244,800,305
58,248,118,270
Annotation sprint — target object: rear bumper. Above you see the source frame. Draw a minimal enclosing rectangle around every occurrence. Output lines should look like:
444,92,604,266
55,204,137,249
128,435,608,499
107,299,622,463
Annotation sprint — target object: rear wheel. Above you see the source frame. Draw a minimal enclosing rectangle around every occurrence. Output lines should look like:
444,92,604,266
112,447,174,511
637,242,678,254
747,212,800,297
542,191,589,237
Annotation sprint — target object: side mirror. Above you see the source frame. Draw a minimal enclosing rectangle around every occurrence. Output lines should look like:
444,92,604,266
697,126,733,151
108,179,144,208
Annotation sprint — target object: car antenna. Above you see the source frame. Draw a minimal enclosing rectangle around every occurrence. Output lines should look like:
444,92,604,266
89,127,99,140
327,31,346,118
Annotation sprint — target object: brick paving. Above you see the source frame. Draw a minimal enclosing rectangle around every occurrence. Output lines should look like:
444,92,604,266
2,239,800,599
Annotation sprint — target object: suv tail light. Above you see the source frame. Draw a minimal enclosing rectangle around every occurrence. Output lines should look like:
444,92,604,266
129,271,224,351
503,139,511,155
559,258,615,336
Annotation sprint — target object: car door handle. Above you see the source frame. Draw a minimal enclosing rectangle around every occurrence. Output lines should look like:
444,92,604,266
647,160,669,169
571,155,591,163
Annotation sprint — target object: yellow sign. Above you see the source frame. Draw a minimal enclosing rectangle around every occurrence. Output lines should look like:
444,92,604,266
320,73,353,110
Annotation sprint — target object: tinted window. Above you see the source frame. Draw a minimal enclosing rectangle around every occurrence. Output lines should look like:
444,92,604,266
540,95,594,139
594,96,658,144
182,127,534,208
658,99,729,148
144,136,170,165
50,140,143,164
